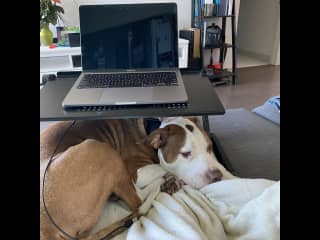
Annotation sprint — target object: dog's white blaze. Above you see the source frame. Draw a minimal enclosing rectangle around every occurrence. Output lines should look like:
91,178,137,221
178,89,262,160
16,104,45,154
159,117,234,189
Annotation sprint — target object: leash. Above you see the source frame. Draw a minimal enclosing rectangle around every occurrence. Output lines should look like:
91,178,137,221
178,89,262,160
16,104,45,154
42,120,140,240
42,120,78,240
80,211,140,240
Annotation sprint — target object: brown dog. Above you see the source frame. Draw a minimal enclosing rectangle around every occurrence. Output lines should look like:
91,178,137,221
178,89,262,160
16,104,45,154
40,119,156,239
40,117,233,239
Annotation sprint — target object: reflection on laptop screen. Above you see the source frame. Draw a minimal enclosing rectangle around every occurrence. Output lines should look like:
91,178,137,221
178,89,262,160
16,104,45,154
79,4,178,70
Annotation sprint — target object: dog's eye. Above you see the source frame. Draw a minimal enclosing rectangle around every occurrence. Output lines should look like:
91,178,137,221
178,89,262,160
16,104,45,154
181,151,191,158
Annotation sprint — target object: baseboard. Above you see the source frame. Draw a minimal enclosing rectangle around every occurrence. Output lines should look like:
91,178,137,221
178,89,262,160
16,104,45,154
238,48,270,63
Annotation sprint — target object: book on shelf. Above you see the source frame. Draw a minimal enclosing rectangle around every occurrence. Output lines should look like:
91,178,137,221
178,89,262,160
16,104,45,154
198,0,232,17
228,0,233,16
192,28,201,58
194,0,199,17
214,0,219,15
218,0,228,16
179,28,202,70
203,0,215,16
180,28,201,58
198,0,233,18
202,21,207,48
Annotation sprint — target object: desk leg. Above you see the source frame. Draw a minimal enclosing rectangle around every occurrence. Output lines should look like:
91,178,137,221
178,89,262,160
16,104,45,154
203,115,235,174
202,115,211,135
210,132,235,174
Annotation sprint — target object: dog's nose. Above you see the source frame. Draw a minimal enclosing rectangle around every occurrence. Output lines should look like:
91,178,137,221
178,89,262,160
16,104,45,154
206,169,222,183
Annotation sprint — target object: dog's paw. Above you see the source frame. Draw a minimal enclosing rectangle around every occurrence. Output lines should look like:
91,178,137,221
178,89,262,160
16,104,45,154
160,172,185,195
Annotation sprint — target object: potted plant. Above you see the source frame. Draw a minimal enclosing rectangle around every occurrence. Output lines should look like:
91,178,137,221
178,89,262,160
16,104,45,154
40,0,64,46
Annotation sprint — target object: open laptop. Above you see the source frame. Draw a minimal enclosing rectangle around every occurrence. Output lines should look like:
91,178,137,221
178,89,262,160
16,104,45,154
62,3,188,108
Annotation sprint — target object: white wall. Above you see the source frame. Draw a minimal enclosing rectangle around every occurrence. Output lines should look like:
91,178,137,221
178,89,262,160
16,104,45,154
60,0,192,30
274,43,280,65
271,11,280,65
237,0,279,62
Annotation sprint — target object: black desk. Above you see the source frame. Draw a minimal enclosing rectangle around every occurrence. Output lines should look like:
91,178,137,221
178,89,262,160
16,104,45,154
40,72,225,133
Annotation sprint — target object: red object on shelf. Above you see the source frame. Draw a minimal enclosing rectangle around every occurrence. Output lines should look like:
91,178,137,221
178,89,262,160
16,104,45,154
212,63,222,74
207,63,223,74
208,63,223,69
213,63,222,69
49,44,57,49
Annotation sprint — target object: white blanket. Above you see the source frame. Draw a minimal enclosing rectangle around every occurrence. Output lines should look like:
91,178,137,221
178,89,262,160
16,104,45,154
92,164,280,240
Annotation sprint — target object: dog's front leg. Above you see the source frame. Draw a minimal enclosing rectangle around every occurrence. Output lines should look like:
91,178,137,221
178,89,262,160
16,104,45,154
112,174,142,211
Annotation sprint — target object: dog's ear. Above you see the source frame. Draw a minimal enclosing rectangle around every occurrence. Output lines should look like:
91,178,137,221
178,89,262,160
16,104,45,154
144,127,169,149
187,117,202,128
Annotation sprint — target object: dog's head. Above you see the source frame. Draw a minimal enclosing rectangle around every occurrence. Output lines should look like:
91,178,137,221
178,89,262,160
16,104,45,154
145,117,234,189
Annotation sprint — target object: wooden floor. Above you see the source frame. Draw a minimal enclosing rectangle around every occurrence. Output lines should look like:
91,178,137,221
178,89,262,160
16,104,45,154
214,65,280,110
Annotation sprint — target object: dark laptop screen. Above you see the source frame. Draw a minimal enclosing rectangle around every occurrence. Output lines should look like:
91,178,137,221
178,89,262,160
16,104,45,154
79,3,178,71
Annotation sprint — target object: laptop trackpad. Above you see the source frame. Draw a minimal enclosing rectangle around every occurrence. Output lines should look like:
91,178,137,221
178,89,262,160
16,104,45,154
99,88,153,105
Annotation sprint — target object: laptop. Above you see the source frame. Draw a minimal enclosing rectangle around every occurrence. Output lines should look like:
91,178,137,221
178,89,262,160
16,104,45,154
62,3,188,108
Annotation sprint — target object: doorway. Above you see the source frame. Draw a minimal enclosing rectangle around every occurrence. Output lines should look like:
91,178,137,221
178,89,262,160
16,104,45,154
236,0,280,68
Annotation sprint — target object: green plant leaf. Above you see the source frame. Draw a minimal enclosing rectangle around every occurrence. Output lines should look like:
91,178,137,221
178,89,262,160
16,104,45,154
40,0,64,26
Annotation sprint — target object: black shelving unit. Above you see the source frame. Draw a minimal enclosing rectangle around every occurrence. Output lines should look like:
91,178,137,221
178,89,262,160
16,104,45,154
192,0,237,85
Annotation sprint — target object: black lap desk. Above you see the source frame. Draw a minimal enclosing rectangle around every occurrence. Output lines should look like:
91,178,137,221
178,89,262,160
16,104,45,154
40,72,225,122
40,72,232,171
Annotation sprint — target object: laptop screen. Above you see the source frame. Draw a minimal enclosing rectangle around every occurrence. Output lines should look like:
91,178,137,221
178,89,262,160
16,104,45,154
79,3,178,71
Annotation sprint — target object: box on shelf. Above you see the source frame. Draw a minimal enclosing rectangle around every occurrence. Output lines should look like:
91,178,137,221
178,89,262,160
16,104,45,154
179,28,202,71
178,38,189,68
68,33,80,47
56,26,80,47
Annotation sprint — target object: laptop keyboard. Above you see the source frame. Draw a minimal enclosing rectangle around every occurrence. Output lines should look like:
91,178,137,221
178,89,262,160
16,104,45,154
77,72,178,89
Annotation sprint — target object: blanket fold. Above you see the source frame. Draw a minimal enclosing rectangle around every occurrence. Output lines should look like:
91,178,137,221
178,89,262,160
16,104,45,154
91,164,280,240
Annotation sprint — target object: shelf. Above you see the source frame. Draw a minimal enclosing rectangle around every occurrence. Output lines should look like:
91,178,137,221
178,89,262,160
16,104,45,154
204,43,233,49
192,0,237,85
210,70,234,80
202,69,234,80
203,15,234,19
40,46,81,57
180,69,202,74
41,66,82,73
211,79,231,86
